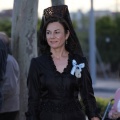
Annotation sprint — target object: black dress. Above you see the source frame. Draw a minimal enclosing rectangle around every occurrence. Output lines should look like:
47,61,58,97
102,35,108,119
26,53,100,120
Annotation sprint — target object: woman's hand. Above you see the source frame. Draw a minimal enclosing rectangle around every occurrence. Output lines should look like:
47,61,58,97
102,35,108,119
91,117,100,120
111,111,120,119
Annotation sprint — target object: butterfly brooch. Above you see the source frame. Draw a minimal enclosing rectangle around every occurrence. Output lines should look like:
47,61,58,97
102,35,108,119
71,59,85,78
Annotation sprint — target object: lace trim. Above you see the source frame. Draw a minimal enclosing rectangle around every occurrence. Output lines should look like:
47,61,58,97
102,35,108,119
48,52,73,74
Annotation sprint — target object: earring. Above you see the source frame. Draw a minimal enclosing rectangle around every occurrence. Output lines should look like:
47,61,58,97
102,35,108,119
65,40,67,44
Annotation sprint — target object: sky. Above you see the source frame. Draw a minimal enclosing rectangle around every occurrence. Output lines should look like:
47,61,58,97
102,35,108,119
0,0,120,17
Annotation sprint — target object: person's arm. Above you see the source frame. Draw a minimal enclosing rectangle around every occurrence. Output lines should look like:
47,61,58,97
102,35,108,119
79,57,101,120
91,117,100,120
2,57,19,99
108,105,116,119
26,58,41,120
110,111,120,119
109,105,120,120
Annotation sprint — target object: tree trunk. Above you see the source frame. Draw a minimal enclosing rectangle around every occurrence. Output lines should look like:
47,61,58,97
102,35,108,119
51,0,65,6
11,0,38,120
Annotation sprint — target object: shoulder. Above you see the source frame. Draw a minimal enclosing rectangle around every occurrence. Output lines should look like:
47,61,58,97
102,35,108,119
7,54,17,62
30,54,50,69
7,54,19,69
31,54,49,64
73,53,87,63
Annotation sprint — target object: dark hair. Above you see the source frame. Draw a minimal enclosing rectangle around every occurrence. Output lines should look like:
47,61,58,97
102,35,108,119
0,32,12,55
38,17,78,54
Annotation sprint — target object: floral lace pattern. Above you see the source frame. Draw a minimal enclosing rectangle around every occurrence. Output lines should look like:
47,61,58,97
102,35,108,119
39,100,82,113
48,52,73,75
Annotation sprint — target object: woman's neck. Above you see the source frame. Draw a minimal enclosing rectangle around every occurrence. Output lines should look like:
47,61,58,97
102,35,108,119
51,48,68,59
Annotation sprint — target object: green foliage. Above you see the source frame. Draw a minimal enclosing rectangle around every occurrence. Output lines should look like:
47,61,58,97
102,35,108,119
72,19,89,56
0,19,12,37
76,30,88,57
96,97,113,116
96,16,120,71
37,18,41,31
79,97,112,118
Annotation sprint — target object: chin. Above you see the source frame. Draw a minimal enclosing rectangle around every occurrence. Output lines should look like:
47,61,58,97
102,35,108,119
49,45,59,49
50,46,59,49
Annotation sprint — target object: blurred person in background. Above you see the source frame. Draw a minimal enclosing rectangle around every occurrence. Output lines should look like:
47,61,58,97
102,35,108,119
0,38,7,110
0,32,20,120
108,73,120,120
108,88,120,120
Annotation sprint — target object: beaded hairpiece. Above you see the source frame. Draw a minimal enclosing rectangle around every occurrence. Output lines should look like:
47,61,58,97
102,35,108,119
43,5,68,21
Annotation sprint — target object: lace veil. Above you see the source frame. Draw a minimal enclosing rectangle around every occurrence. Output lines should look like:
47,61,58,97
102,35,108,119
38,5,83,56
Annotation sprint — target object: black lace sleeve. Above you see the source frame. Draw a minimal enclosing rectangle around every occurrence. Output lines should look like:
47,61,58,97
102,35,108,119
26,58,41,120
78,57,101,120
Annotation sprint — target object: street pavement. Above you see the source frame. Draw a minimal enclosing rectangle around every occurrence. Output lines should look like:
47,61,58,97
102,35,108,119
93,78,120,98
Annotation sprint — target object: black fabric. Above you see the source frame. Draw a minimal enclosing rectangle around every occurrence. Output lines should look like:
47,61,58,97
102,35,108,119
26,53,100,120
0,39,7,81
0,40,7,110
0,111,18,120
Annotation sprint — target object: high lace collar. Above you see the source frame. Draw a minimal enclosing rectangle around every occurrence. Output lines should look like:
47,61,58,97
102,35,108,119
48,52,73,75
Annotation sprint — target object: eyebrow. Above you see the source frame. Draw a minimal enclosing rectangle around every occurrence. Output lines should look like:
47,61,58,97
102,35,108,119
46,29,60,31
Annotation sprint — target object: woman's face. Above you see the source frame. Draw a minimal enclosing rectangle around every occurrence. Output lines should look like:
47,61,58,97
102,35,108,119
46,22,69,49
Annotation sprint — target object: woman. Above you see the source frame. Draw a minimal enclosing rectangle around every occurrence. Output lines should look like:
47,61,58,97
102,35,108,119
26,5,101,120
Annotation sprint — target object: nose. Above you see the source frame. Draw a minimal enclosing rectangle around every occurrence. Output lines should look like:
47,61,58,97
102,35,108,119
50,33,55,39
